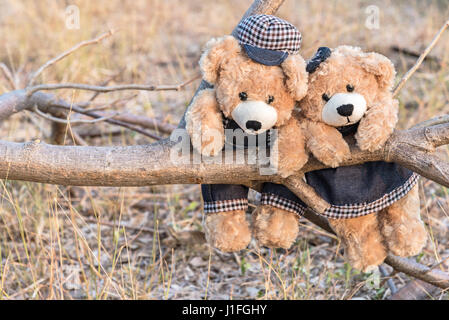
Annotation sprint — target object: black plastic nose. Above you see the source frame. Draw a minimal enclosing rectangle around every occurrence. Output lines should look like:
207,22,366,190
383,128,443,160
246,120,262,131
337,104,354,117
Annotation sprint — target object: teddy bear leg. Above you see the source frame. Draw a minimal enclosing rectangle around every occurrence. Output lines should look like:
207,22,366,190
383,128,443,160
252,183,302,249
329,214,387,272
204,210,251,252
201,184,251,252
253,205,299,249
378,184,427,257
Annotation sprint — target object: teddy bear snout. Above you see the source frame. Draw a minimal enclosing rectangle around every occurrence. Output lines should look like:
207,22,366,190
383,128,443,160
231,100,278,134
322,93,367,127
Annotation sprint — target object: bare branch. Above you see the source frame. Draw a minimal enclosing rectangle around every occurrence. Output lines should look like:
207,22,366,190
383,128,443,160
385,255,449,289
392,20,449,97
33,105,119,124
0,63,16,90
26,74,201,97
0,117,447,195
27,30,115,87
104,112,176,135
0,90,162,140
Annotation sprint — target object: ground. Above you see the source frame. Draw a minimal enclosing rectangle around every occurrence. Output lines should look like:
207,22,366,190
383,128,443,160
0,0,448,299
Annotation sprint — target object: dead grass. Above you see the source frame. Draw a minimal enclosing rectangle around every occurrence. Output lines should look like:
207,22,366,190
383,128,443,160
0,0,448,300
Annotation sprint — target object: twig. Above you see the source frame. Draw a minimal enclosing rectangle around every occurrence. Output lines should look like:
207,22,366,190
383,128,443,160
0,63,16,90
47,102,163,140
33,105,119,124
70,130,88,146
27,30,115,87
390,45,441,65
87,70,123,102
104,112,176,134
85,94,138,112
26,74,201,97
393,20,449,97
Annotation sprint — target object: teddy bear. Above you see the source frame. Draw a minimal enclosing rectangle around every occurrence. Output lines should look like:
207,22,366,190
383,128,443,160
293,45,428,271
185,15,309,252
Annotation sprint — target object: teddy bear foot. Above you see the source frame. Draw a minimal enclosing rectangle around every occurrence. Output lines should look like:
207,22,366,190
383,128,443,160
380,213,427,257
385,227,427,258
252,205,299,249
329,214,388,273
346,245,387,273
204,210,251,252
379,185,427,257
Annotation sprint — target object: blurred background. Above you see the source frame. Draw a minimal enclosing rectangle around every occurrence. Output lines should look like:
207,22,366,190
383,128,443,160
0,0,448,299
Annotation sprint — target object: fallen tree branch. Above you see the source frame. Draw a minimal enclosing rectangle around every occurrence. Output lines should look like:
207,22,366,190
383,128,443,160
0,118,447,197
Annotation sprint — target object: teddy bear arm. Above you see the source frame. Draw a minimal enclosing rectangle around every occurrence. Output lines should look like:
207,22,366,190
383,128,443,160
275,117,309,177
356,98,399,152
185,89,225,156
302,120,350,168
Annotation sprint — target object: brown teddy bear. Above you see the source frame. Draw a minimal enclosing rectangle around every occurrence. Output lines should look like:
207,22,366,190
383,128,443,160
295,45,428,271
185,15,309,252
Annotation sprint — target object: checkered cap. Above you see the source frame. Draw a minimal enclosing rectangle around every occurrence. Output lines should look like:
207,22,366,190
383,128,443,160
236,14,302,54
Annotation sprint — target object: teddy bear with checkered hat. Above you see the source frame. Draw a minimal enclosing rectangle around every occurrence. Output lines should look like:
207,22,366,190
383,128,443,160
185,14,310,252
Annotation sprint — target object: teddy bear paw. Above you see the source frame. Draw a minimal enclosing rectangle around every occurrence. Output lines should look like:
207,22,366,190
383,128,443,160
190,129,224,157
355,128,390,152
252,205,299,249
312,142,350,168
346,244,388,273
203,210,251,252
382,222,427,257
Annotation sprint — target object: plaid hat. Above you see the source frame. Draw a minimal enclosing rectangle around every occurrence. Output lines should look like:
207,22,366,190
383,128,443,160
236,14,302,66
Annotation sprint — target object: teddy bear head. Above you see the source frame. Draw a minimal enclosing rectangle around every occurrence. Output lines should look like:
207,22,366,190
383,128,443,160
299,45,396,127
200,35,308,135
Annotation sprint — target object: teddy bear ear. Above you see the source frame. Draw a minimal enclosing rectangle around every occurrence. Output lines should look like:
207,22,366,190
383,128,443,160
199,35,241,85
280,54,309,101
356,52,396,91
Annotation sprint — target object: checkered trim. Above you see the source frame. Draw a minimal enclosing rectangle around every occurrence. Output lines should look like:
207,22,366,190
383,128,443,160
236,15,302,54
260,173,419,219
203,199,248,214
322,173,420,219
261,193,307,216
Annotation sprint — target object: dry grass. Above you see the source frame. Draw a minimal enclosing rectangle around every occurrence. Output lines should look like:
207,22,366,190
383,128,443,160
0,0,448,300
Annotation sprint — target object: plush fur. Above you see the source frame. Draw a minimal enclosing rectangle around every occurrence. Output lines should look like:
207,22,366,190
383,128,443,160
252,205,299,249
298,46,427,272
186,36,309,252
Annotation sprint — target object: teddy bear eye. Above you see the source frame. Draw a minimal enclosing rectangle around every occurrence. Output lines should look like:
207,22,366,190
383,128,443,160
322,93,330,102
239,92,248,101
267,96,275,104
346,84,354,92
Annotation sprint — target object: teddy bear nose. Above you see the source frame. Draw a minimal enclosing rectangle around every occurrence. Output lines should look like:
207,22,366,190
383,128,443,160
337,104,354,117
246,120,262,131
